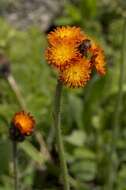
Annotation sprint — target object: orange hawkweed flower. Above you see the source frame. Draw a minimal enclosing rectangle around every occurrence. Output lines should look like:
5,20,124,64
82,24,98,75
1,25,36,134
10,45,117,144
48,26,86,46
45,41,81,70
45,25,106,81
60,58,91,88
12,111,35,136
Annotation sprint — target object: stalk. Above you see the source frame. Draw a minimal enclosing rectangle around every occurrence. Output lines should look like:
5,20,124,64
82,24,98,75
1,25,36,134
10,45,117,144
12,141,18,190
7,74,26,110
53,80,70,190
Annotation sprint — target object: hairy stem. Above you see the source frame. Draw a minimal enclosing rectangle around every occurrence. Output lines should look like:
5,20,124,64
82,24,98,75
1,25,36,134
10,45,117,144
54,80,70,190
12,141,18,190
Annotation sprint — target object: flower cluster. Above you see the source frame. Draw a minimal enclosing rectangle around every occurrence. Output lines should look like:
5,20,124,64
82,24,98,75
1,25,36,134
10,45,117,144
45,26,106,88
10,111,35,142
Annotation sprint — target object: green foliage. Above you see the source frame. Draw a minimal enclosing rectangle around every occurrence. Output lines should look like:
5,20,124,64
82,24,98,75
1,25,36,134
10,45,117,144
0,0,126,189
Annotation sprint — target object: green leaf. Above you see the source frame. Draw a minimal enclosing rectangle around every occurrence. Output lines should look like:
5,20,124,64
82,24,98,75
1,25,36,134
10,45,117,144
70,160,96,181
74,148,96,160
65,130,86,146
19,141,46,165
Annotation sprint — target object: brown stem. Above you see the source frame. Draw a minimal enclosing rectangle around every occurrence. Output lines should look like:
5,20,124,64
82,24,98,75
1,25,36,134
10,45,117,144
7,74,26,111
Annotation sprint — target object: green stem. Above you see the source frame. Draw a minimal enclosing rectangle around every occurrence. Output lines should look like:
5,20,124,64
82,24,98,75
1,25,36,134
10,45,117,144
12,141,18,190
107,19,126,190
54,80,70,190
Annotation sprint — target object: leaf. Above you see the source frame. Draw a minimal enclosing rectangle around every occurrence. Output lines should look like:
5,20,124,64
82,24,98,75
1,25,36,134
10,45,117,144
68,93,83,128
70,160,96,181
74,148,96,160
19,141,46,165
65,130,86,146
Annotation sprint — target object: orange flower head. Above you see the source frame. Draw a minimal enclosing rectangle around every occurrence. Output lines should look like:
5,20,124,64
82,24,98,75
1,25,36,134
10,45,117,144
91,48,106,75
45,41,81,70
60,58,91,88
48,26,87,46
12,111,35,136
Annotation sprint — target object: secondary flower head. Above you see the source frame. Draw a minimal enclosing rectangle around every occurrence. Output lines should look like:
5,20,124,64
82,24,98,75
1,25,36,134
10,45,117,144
60,58,91,88
48,26,87,46
45,41,81,70
10,111,35,142
12,111,35,135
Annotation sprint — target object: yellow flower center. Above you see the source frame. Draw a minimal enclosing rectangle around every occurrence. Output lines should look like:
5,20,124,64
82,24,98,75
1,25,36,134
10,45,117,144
60,58,91,88
54,45,73,62
45,43,80,69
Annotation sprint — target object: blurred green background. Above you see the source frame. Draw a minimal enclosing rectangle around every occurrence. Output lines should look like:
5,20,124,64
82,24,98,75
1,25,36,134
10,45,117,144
0,0,126,189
